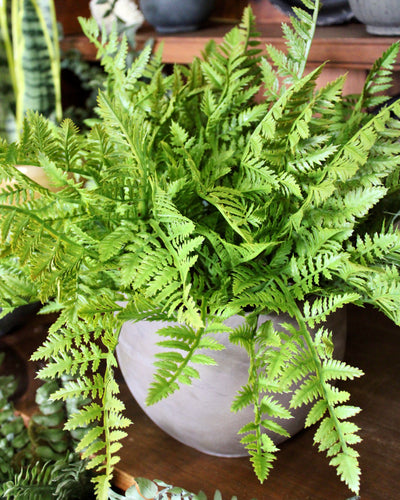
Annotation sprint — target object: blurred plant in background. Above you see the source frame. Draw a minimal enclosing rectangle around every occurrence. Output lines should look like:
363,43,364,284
0,0,62,141
89,0,144,49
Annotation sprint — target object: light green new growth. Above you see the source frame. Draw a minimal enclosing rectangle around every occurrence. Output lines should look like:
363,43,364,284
1,0,400,498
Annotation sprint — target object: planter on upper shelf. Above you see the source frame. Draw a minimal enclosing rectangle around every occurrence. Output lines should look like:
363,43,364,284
116,308,347,457
348,0,400,35
139,0,215,33
269,0,353,26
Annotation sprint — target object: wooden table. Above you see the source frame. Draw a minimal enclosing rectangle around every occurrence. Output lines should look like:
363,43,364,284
1,304,399,500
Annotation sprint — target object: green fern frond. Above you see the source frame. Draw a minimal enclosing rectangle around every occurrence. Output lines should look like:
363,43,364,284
286,253,346,298
348,230,400,266
79,17,127,76
248,445,277,484
330,451,361,495
231,385,254,413
265,0,319,85
303,294,359,328
98,226,135,262
51,374,106,401
146,323,224,405
321,359,364,382
356,42,399,111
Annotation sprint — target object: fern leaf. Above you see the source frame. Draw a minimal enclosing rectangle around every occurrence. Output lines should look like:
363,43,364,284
75,426,104,453
329,451,361,494
231,385,254,413
64,403,103,431
321,359,364,382
98,226,134,262
357,42,399,110
249,447,276,483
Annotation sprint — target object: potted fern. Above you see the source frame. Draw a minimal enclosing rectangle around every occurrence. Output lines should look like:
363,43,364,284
1,0,400,498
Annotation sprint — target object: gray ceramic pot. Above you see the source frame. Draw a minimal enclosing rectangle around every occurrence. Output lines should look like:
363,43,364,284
349,0,400,35
117,308,347,457
0,303,40,337
139,0,215,33
270,0,353,27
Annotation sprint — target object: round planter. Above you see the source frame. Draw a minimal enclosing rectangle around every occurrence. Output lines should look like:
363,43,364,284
270,0,353,26
139,0,215,33
348,0,400,35
117,308,347,457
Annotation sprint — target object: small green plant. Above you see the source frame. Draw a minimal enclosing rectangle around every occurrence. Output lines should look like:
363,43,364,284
0,353,95,499
113,478,252,500
1,0,400,498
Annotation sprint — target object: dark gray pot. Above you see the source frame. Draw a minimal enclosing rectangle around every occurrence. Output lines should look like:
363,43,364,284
270,0,353,26
140,0,215,33
0,303,40,337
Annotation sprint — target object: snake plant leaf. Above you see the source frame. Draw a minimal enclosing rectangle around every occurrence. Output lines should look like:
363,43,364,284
0,33,17,140
0,0,60,141
22,0,55,119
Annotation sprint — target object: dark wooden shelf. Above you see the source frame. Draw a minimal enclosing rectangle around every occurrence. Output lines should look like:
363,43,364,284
2,305,400,499
61,22,400,70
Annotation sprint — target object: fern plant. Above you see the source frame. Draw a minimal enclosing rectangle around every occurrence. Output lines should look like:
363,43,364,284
1,0,400,497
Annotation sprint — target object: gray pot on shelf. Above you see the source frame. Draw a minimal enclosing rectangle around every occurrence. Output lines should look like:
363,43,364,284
269,0,354,26
117,308,347,457
348,0,400,35
139,0,215,33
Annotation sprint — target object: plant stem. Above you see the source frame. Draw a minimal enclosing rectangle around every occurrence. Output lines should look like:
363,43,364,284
279,283,350,454
297,0,320,80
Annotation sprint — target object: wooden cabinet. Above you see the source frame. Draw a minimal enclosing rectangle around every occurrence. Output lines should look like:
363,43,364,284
55,0,90,34
57,1,400,96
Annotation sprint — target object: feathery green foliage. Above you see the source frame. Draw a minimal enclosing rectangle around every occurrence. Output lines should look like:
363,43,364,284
1,0,400,497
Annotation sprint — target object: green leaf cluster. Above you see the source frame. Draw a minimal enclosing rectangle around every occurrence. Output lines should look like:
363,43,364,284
0,353,95,499
1,0,400,497
115,477,254,500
